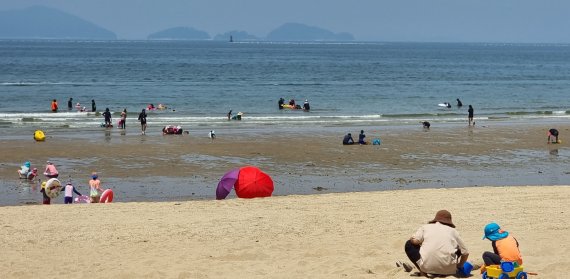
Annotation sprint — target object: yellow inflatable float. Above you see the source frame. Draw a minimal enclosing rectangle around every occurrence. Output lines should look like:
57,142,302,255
34,130,46,141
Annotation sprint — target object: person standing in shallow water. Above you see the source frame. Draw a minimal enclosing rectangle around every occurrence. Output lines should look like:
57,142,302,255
468,105,474,126
51,99,58,112
67,98,73,110
91,99,96,112
120,108,127,129
138,109,147,135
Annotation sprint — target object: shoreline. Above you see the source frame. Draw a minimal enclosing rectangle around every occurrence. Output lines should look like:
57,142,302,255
0,121,569,206
0,185,567,278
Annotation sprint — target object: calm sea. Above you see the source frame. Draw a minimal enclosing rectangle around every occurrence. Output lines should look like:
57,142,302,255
1,40,570,134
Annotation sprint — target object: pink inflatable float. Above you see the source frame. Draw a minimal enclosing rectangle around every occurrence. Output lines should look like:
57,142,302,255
99,189,114,203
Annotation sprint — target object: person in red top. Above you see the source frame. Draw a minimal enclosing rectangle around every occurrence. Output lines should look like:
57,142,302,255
481,222,523,268
51,99,58,112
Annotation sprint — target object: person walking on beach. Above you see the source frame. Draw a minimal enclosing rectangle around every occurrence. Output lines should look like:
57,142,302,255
404,210,469,277
67,98,73,110
227,110,232,120
91,99,97,112
481,222,522,270
138,109,147,135
468,105,474,126
51,99,58,112
103,108,112,128
120,108,127,129
89,172,102,203
43,161,59,179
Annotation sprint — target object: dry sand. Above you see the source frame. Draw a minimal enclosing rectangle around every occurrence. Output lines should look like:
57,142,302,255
1,186,568,278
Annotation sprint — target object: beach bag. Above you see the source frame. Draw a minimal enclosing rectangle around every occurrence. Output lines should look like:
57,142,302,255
372,138,381,145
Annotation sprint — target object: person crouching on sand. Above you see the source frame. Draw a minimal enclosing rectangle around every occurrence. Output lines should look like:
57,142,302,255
480,222,522,272
404,210,469,277
342,133,354,145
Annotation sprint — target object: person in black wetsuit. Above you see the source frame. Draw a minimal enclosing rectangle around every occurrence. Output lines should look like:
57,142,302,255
358,130,367,145
92,99,97,112
278,98,285,109
138,109,147,135
468,105,474,126
343,133,355,145
227,110,232,120
102,108,112,127
68,98,73,110
456,98,463,107
303,99,310,111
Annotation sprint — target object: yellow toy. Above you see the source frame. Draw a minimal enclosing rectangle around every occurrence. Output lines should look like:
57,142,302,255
482,262,527,279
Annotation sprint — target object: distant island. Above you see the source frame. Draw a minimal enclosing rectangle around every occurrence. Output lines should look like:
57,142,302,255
0,6,116,40
266,23,354,41
148,27,210,40
213,30,258,41
147,23,354,42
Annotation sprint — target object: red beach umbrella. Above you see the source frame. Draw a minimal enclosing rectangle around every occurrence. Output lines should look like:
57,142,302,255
215,166,274,199
235,166,274,199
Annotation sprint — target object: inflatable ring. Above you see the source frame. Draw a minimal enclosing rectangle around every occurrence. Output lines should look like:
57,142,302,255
45,178,62,199
100,189,114,203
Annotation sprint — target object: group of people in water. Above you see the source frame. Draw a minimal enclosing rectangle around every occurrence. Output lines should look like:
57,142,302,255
401,209,523,277
278,98,310,111
17,161,106,205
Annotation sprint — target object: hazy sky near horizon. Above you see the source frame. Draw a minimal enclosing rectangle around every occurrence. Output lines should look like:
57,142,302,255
2,0,570,42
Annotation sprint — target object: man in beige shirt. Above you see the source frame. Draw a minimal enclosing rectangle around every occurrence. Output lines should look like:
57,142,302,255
404,210,469,276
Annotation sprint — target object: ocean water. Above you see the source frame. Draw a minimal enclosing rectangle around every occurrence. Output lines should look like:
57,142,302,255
1,40,570,134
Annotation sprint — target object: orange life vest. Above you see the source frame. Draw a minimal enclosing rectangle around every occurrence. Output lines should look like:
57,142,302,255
495,235,523,265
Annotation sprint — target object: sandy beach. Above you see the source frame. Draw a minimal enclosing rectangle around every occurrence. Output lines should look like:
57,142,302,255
0,185,568,278
1,122,569,204
0,122,568,278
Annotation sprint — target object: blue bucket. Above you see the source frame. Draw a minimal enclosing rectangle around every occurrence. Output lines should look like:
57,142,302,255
461,262,473,275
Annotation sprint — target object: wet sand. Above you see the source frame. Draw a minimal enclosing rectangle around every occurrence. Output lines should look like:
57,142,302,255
0,186,568,278
0,123,569,205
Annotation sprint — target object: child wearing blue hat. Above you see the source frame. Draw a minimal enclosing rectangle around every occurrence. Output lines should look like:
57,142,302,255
481,222,523,269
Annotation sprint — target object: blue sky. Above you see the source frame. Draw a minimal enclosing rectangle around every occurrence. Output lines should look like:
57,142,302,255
2,0,570,42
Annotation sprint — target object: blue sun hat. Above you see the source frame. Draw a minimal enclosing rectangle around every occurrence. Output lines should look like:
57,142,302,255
483,222,509,241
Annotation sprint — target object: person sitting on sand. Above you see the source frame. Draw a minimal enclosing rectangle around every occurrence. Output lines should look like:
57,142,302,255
404,210,469,277
43,161,59,178
89,172,103,203
343,133,355,145
481,222,522,271
548,128,559,144
358,130,367,145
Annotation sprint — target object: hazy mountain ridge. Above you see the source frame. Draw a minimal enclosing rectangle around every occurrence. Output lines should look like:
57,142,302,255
0,6,354,42
147,27,210,40
0,6,116,40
